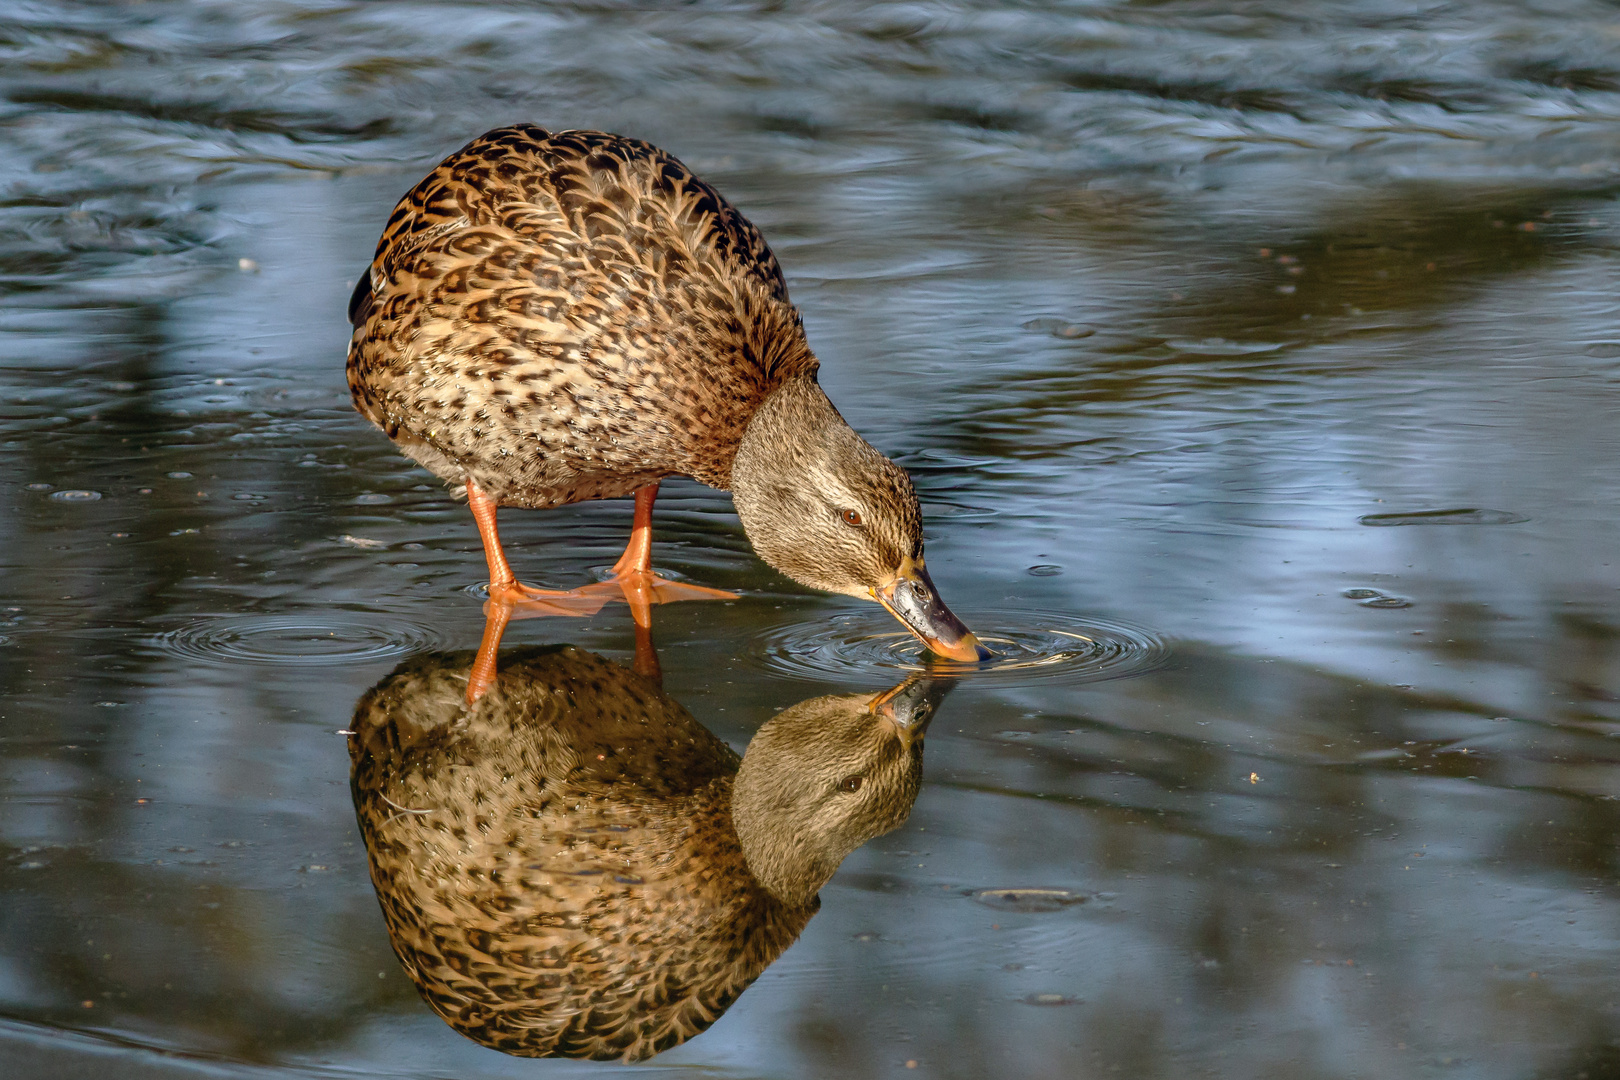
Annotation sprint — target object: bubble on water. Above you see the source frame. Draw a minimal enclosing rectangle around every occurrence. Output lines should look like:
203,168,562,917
166,471,192,480
972,887,1089,912
1028,564,1063,577
50,489,101,502
231,492,267,502
1359,508,1528,526
1342,588,1381,599
745,609,1167,686
1021,317,1095,339
152,613,442,667
25,483,53,491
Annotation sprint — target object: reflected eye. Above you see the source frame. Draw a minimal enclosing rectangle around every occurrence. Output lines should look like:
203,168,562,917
838,775,864,793
841,509,863,527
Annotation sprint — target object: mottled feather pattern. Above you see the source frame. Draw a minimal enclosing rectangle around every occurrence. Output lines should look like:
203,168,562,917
349,646,812,1062
347,124,817,507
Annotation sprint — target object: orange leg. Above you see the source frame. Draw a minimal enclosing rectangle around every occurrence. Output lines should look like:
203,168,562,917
461,480,723,697
611,485,659,577
467,479,516,589
468,479,736,619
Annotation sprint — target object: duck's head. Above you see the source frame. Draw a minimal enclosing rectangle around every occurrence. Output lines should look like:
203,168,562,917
731,375,989,663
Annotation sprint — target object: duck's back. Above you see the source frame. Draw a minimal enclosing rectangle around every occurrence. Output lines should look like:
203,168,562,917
347,125,817,507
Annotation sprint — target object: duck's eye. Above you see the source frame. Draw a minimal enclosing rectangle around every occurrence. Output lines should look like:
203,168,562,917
838,775,864,793
841,509,863,527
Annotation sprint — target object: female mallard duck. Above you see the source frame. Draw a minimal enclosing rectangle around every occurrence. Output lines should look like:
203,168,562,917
346,123,985,663
349,642,941,1061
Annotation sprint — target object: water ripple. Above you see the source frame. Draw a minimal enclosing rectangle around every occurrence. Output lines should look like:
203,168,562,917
153,613,442,667
743,608,1167,686
1359,508,1529,526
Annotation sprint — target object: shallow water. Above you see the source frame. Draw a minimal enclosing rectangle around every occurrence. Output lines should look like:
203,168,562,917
4,0,1620,1077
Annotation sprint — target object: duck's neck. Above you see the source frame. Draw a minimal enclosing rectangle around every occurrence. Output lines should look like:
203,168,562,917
732,373,847,487
729,373,863,594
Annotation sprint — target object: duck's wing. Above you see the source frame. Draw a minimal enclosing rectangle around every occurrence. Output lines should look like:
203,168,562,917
346,125,814,495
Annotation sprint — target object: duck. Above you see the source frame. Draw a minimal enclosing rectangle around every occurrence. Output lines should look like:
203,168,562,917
346,123,986,666
348,636,943,1062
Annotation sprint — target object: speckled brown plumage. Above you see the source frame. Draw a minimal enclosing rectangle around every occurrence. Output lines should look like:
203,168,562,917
345,123,986,662
347,123,815,507
349,644,933,1062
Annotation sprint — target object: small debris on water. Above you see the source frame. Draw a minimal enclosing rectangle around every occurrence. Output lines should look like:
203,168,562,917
238,258,259,272
1341,588,1411,608
1022,993,1075,1006
971,887,1088,912
339,534,387,549
1021,317,1095,339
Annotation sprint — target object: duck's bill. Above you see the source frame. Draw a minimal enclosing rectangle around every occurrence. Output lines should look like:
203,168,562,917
875,563,991,663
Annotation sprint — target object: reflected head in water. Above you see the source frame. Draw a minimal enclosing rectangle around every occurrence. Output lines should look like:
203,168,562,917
348,635,944,1061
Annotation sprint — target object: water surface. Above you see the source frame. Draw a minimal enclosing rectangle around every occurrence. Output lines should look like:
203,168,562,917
4,1,1620,1077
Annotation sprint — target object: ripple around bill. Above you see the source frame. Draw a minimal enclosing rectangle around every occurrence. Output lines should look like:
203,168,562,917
744,609,1168,686
153,613,443,667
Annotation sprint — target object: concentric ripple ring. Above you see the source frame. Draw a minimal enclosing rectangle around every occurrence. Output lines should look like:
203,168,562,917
744,608,1168,686
153,613,443,666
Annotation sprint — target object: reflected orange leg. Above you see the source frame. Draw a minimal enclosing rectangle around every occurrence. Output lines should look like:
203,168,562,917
465,597,513,705
631,619,662,686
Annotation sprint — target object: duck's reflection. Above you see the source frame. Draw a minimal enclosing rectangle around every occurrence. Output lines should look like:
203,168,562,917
348,609,945,1062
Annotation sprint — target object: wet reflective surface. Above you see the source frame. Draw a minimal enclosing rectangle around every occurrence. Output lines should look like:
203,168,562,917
4,0,1620,1077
